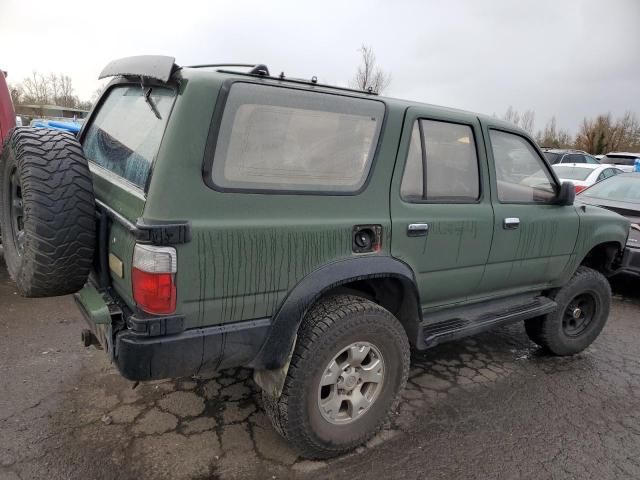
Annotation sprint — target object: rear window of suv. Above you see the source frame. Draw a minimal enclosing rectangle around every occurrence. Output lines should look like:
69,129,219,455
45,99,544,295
83,85,175,189
210,83,385,193
601,155,637,166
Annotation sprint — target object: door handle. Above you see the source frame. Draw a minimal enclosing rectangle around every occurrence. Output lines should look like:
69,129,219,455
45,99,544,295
407,223,429,237
503,217,520,229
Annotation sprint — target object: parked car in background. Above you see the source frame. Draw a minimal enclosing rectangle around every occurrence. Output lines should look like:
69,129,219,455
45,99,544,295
600,152,640,172
552,163,624,193
577,173,640,277
542,148,600,165
0,70,16,148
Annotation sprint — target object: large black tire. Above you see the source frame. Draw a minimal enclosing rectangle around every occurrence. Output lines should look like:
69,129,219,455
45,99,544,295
524,266,611,355
262,295,410,459
0,127,95,297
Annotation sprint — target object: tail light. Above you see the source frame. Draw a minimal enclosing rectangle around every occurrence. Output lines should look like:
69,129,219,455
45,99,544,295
574,184,588,194
132,244,177,315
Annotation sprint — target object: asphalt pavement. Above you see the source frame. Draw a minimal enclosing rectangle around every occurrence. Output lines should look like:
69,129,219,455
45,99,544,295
1,255,639,480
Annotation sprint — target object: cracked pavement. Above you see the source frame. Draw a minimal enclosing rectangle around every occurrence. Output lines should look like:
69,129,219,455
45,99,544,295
1,259,639,479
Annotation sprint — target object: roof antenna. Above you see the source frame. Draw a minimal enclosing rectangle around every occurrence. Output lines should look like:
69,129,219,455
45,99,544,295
248,64,270,76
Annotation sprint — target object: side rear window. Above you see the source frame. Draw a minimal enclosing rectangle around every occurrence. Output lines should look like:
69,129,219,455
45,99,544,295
211,83,385,193
83,85,175,189
400,119,480,202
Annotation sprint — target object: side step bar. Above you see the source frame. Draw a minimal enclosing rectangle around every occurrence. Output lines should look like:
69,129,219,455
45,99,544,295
417,295,557,349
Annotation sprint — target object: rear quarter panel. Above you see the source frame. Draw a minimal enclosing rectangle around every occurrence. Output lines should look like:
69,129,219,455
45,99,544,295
144,72,403,330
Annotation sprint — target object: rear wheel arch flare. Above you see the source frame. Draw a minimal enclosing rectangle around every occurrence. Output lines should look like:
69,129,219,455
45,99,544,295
250,256,421,370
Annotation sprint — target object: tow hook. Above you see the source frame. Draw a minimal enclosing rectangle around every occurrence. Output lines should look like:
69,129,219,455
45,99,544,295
81,329,99,348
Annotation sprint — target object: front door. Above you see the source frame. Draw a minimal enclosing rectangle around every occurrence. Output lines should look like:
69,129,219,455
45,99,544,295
479,124,580,296
390,108,494,310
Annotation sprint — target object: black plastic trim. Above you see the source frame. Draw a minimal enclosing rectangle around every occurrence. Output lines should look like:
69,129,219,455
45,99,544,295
419,295,557,349
115,318,271,381
618,246,640,276
201,79,388,196
250,256,420,370
95,199,191,245
128,312,185,336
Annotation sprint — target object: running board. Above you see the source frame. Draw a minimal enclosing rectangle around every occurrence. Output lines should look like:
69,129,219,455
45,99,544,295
417,295,557,349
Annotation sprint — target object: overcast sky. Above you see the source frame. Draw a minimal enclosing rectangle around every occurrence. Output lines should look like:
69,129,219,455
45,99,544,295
1,0,638,134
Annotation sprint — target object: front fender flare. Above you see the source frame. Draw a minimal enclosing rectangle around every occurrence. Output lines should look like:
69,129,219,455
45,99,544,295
250,256,419,370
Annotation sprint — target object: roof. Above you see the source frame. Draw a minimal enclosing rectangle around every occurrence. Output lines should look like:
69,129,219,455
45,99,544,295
544,149,586,154
18,104,89,113
604,152,640,157
178,65,525,134
553,163,604,170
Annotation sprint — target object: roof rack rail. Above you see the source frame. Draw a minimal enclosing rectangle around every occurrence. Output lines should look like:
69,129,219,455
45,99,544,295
187,63,269,75
186,63,377,96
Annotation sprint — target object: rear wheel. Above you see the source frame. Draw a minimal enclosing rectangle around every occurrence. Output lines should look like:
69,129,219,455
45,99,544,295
0,127,96,297
262,295,409,459
524,267,611,355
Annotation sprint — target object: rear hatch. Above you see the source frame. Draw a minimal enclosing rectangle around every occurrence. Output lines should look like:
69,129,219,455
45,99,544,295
80,82,176,308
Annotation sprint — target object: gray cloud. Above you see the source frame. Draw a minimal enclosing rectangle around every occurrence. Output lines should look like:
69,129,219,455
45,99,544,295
1,0,638,133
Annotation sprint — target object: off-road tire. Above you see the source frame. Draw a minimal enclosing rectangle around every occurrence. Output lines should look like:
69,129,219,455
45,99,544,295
0,127,95,297
524,266,611,355
262,295,410,459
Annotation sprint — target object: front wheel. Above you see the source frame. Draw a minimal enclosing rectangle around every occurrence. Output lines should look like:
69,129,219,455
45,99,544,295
524,266,611,355
262,295,410,459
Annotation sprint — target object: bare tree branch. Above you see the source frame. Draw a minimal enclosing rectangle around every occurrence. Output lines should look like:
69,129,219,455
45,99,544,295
350,45,391,94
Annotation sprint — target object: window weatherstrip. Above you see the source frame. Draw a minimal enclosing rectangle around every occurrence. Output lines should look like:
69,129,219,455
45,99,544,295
417,119,428,200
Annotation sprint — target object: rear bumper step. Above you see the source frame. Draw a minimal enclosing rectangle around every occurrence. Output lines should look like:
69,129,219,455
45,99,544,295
418,296,557,349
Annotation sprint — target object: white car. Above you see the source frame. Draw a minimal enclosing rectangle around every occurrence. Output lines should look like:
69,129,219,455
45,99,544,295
600,152,640,172
552,163,624,193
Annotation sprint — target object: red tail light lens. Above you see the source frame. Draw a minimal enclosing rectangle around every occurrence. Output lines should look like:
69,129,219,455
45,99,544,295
574,184,587,194
132,244,177,315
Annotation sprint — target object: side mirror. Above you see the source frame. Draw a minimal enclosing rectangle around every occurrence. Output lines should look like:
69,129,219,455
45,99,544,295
556,181,575,206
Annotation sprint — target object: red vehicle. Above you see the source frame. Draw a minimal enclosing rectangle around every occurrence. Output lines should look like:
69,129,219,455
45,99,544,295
0,70,16,147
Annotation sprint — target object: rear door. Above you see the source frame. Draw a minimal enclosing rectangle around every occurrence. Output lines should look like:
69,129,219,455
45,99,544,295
480,123,579,294
81,83,177,306
390,108,494,309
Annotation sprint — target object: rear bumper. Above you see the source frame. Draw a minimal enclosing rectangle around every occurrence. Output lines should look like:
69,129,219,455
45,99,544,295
73,283,271,381
115,319,271,380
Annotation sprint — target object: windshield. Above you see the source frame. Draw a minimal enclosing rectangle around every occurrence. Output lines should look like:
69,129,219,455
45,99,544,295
601,155,638,166
580,176,640,204
544,152,561,164
83,85,175,189
552,165,593,181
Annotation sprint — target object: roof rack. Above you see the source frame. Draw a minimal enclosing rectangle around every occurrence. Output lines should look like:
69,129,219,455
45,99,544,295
187,63,270,76
186,63,377,96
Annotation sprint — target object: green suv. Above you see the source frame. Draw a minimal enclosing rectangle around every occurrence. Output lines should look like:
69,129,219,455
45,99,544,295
0,56,631,458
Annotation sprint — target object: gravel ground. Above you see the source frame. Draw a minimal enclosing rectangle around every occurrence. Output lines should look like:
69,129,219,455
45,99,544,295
1,257,639,480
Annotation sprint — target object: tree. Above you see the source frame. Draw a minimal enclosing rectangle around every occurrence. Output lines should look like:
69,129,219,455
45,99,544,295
501,106,535,134
535,116,573,148
574,112,640,154
21,71,50,104
11,71,86,109
520,110,535,135
9,84,23,106
350,45,391,94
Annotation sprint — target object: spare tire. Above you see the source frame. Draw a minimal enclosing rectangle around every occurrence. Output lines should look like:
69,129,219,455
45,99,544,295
0,127,96,297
